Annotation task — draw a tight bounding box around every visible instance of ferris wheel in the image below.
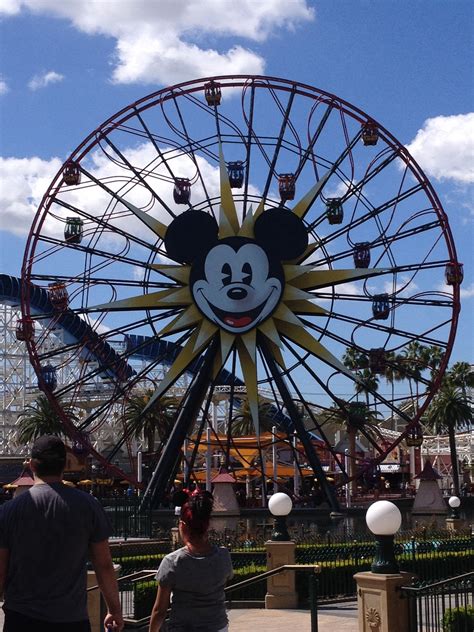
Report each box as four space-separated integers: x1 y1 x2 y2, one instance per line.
21 76 461 510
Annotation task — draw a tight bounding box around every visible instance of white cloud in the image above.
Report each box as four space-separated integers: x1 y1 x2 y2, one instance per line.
28 70 64 91
383 276 418 297
0 79 8 95
436 281 474 299
0 155 62 237
405 113 474 184
0 0 20 15
0 137 265 245
1 0 314 85
460 283 474 299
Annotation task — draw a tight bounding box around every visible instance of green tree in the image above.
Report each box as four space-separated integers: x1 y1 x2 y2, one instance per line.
425 382 472 497
16 394 70 444
123 390 179 454
447 361 474 399
231 397 276 436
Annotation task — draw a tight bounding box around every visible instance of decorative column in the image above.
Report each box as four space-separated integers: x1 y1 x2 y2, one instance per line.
265 493 298 609
354 501 414 632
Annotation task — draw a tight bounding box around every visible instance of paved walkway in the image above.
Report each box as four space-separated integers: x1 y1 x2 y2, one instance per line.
0 601 358 631
228 602 358 631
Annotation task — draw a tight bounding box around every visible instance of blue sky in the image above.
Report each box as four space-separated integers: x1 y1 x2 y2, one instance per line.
0 0 473 368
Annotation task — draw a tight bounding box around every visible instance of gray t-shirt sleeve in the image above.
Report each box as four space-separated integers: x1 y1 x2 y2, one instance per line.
156 554 176 588
156 556 176 590
88 497 112 542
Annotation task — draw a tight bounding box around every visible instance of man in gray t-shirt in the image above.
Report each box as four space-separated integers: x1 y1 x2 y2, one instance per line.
0 435 124 632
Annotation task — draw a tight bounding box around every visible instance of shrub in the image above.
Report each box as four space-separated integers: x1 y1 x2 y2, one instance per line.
133 580 158 620
442 605 474 632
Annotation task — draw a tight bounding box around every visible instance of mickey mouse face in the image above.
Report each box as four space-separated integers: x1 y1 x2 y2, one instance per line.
164 207 308 335
191 237 283 333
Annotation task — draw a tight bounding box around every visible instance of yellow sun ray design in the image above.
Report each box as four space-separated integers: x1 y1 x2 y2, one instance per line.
98 149 384 428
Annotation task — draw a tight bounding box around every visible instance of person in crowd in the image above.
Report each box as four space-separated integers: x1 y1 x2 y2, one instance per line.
149 490 233 632
0 435 123 632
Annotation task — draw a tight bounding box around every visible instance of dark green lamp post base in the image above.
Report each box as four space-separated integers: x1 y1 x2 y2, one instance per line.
271 515 291 541
371 535 399 574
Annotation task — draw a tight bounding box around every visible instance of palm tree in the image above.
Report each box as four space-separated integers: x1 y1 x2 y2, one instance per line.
426 345 445 381
231 397 277 436
447 361 474 399
425 383 472 497
401 341 429 408
123 390 179 454
355 368 380 406
16 394 70 444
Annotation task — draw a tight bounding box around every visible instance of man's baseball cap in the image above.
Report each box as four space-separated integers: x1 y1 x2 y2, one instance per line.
31 435 66 461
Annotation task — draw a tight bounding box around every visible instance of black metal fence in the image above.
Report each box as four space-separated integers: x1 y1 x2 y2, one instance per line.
401 572 473 632
100 498 153 539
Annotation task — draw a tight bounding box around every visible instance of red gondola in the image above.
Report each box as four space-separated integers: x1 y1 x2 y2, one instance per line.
445 262 464 285
204 81 222 106
63 161 81 186
49 282 69 311
16 317 35 342
361 121 378 146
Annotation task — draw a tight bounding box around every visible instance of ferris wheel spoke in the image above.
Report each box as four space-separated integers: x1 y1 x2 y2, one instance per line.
34 234 160 274
312 182 425 239
170 94 216 215
274 358 346 473
297 102 334 180
101 134 180 213
260 87 297 200
341 149 399 207
242 82 256 218
51 196 162 254
78 166 170 238
304 310 450 349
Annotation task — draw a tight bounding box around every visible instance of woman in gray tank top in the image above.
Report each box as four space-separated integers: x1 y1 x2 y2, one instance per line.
149 490 233 632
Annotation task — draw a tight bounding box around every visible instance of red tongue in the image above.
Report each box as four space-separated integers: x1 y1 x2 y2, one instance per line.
224 315 252 328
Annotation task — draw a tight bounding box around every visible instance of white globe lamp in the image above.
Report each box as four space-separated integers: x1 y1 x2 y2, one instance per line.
268 492 293 541
448 495 461 519
366 500 402 574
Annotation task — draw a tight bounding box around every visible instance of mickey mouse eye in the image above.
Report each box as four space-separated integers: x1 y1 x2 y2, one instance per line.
221 263 232 286
242 262 252 285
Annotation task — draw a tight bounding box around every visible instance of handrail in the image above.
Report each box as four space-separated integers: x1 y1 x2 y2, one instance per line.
401 571 473 593
225 564 319 594
88 564 321 632
87 569 156 592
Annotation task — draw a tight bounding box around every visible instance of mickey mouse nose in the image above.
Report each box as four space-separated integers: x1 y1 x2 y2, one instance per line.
227 287 248 300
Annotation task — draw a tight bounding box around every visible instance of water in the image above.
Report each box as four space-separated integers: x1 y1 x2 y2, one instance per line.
152 504 474 540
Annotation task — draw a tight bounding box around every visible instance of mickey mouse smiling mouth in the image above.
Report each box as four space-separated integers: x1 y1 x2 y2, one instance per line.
191 239 283 334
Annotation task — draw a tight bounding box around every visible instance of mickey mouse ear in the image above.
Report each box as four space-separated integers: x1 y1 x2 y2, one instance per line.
254 208 308 260
165 210 219 264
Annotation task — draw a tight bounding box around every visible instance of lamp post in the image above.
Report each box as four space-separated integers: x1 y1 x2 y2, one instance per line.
366 500 402 574
448 495 461 519
265 492 297 609
268 492 293 541
355 501 413 632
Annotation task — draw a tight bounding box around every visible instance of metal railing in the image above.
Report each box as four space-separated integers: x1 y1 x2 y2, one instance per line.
401 572 473 632
226 564 320 632
88 565 320 630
